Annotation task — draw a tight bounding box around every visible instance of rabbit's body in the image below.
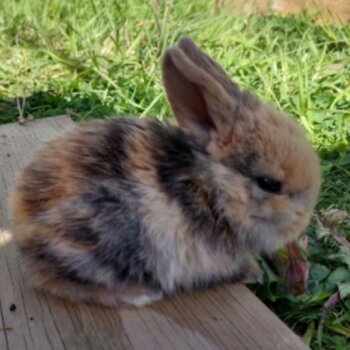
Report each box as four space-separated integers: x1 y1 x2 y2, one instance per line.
11 38 321 307
11 118 258 305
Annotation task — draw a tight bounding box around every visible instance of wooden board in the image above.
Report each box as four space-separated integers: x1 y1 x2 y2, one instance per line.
0 116 309 350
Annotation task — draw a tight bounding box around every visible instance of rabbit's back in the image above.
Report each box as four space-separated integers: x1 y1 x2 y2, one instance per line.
10 118 164 287
11 117 242 296
11 118 163 223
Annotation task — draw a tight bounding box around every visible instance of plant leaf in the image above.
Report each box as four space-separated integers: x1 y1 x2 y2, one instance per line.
325 266 350 290
338 282 350 300
325 323 350 337
329 247 350 270
309 264 331 283
256 255 279 283
302 321 315 346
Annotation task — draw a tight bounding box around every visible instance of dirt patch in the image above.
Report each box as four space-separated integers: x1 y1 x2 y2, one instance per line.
219 0 350 23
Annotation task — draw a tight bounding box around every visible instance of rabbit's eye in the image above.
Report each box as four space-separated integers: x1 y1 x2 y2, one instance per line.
256 177 282 193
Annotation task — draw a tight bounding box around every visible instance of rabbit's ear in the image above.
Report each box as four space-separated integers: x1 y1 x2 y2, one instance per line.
178 37 241 100
162 46 236 142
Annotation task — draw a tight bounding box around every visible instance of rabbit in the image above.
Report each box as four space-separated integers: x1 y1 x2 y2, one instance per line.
10 37 321 307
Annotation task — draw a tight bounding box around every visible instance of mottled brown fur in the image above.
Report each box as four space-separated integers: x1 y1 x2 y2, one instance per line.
10 38 321 307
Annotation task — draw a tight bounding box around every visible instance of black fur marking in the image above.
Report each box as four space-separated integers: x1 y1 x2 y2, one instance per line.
151 121 232 245
20 181 160 288
78 118 137 178
84 184 158 286
152 124 206 226
54 265 93 285
69 225 98 244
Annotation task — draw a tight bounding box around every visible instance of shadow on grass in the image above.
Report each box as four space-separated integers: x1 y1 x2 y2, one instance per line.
0 90 118 126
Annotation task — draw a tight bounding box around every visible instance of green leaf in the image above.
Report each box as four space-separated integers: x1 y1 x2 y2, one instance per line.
338 282 350 300
329 247 350 270
338 153 350 166
325 323 350 337
256 255 279 283
302 321 315 346
325 266 350 290
309 264 331 283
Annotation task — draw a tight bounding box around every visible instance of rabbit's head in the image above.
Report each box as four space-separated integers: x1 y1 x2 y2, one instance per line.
163 38 321 253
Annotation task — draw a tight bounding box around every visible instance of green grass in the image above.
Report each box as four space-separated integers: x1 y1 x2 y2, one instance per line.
0 1 349 348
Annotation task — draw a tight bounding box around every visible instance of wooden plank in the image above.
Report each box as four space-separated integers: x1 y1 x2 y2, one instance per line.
0 116 309 350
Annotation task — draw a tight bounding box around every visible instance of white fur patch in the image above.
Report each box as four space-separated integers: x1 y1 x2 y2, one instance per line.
120 291 163 307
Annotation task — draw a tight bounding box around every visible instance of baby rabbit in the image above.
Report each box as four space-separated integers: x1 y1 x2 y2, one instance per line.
10 38 321 307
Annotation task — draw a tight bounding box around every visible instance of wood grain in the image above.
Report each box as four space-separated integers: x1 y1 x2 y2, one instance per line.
0 116 309 350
